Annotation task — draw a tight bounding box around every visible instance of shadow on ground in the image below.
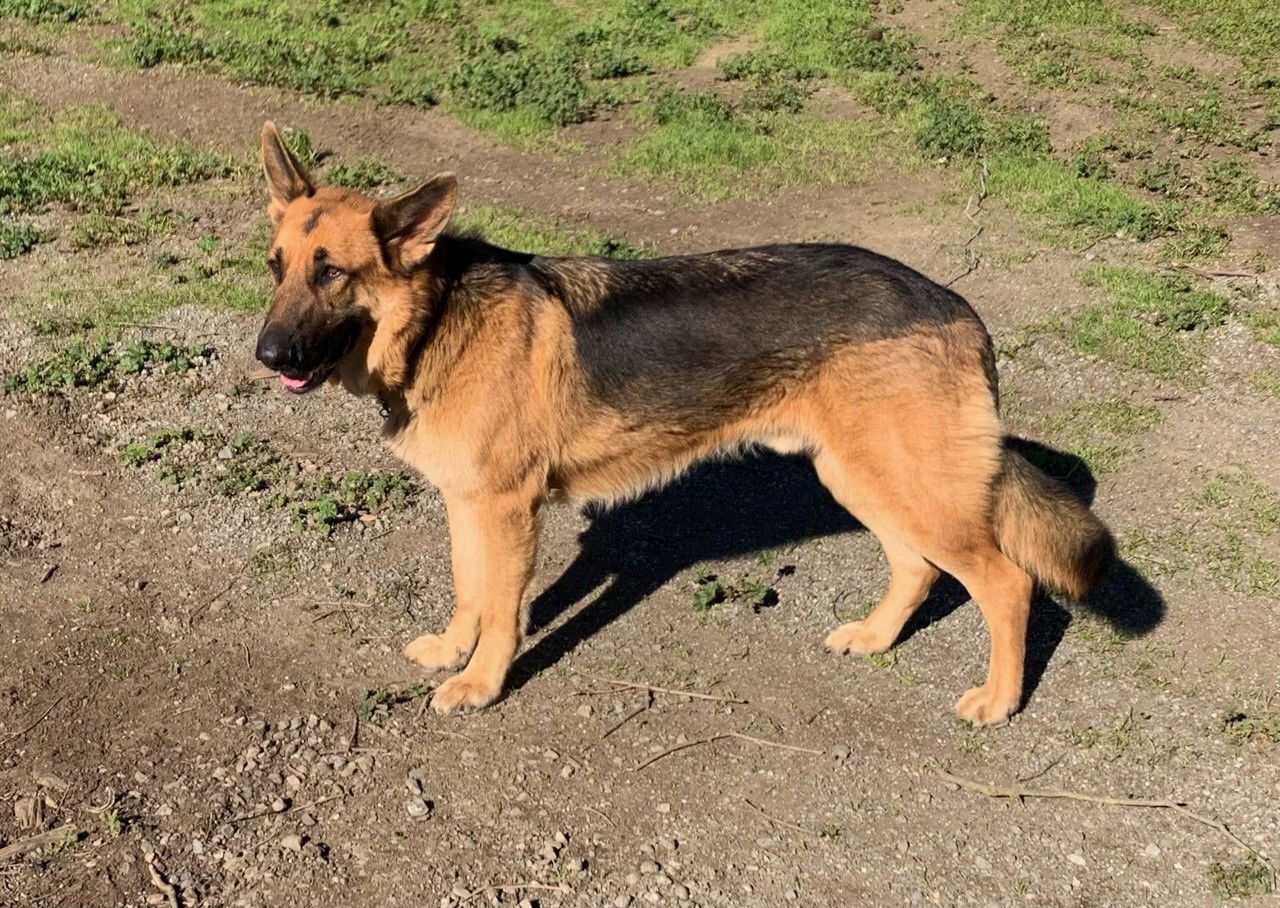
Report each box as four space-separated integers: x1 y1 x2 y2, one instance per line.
511 441 1165 707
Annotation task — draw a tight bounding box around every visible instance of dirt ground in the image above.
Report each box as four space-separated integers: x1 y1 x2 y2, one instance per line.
2 15 1280 908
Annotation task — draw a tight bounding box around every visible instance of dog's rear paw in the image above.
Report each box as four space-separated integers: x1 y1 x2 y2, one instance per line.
954 684 1018 726
430 672 500 714
404 633 470 672
824 620 894 656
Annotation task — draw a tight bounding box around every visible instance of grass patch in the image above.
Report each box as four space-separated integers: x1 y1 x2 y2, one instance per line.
68 207 172 249
688 564 778 614
0 101 230 216
272 470 417 535
0 218 43 258
1064 266 1232 379
457 204 648 257
120 424 419 533
357 683 428 723
6 336 213 394
1222 710 1280 746
1039 397 1163 474
0 0 92 24
327 156 403 191
1207 853 1274 899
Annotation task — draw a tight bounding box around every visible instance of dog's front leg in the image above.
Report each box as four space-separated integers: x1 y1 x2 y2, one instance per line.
422 488 541 714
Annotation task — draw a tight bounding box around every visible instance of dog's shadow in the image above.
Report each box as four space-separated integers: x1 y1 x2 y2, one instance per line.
510 439 1165 706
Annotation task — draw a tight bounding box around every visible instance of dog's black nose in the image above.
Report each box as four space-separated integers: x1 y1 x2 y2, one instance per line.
255 325 299 371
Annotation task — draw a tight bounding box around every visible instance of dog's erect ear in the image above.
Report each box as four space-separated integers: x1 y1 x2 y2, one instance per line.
372 173 458 271
260 121 314 223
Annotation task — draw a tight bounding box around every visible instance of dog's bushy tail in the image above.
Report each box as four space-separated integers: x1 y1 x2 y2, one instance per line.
992 444 1115 600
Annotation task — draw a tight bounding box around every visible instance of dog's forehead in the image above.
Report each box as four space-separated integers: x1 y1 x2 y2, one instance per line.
275 190 379 260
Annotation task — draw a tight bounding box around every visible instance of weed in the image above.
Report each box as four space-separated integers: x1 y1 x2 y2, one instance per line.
448 38 592 128
0 218 43 258
457 205 648 258
7 337 213 394
691 568 725 613
1222 711 1280 746
120 426 199 467
1207 853 1274 899
68 207 172 249
357 683 428 723
328 156 403 191
1065 267 1232 379
273 470 417 535
102 808 124 837
0 102 229 216
0 0 91 24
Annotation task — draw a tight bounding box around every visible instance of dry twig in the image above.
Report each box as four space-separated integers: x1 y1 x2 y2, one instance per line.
934 766 1276 883
144 847 180 908
634 731 822 772
743 798 816 836
2 697 64 749
461 882 571 903
0 825 74 863
590 676 746 704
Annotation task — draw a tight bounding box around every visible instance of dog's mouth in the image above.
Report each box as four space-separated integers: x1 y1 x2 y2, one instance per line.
277 363 336 394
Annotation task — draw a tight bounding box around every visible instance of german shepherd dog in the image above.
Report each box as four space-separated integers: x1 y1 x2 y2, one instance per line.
254 122 1114 725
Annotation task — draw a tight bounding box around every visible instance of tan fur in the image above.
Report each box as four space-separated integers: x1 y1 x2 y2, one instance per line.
260 135 1111 724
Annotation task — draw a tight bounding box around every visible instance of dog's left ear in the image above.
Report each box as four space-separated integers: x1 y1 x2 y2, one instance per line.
373 173 458 271
260 121 314 224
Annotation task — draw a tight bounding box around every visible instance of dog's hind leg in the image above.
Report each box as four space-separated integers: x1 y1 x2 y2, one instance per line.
824 531 939 656
426 487 541 713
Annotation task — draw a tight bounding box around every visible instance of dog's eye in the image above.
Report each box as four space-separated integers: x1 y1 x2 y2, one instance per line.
268 258 282 283
319 265 345 285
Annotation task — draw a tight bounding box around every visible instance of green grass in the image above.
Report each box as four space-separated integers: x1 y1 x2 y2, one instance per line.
1064 267 1232 379
327 156 404 191
7 337 213 394
614 87 898 201
1207 853 1274 900
1222 710 1280 746
0 99 230 217
457 204 648 257
68 207 173 249
357 683 429 723
0 0 92 23
0 219 43 258
1144 1 1280 85
271 470 418 535
1039 397 1163 474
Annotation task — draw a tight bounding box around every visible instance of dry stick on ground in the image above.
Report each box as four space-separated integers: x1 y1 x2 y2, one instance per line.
591 676 747 704
229 793 342 826
588 690 654 750
743 798 817 837
935 767 1277 883
2 696 64 749
144 847 180 908
634 732 823 773
461 882 572 903
0 825 74 863
944 158 989 288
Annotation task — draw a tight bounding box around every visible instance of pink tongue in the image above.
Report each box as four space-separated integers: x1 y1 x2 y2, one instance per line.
279 373 312 390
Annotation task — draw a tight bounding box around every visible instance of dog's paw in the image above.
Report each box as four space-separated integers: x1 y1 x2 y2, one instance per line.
954 684 1017 727
824 620 894 656
403 633 470 672
430 672 500 714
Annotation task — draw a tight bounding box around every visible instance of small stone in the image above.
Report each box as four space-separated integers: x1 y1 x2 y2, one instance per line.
405 798 433 818
271 798 287 813
654 873 672 887
1067 853 1086 867
451 886 471 899
625 872 640 885
613 897 632 908
191 840 205 855
554 831 569 847
656 803 671 814
406 776 424 795
576 704 593 718
829 744 851 761
640 860 661 874
1145 843 1161 858
672 884 690 900
560 764 574 779
279 834 303 854
566 857 586 873
975 855 992 872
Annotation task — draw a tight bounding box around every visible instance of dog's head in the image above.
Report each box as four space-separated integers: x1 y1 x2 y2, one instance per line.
255 121 457 394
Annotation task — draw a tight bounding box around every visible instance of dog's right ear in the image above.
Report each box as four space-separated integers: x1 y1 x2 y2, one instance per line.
260 121 314 224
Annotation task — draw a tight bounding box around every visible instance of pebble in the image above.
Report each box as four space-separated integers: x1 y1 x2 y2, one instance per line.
565 857 586 873
271 798 287 813
613 897 632 908
1067 853 1086 867
643 893 661 904
656 803 671 814
279 834 303 854
405 798 433 818
1145 843 1161 857
830 744 851 761
671 884 689 900
640 860 661 874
